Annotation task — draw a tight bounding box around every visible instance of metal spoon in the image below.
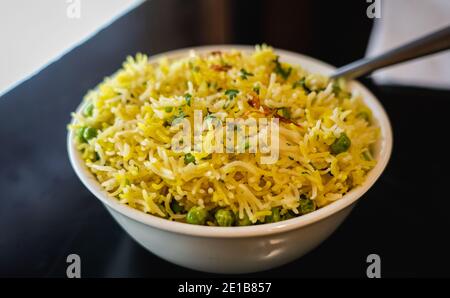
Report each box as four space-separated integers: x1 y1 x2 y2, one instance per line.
331 25 450 80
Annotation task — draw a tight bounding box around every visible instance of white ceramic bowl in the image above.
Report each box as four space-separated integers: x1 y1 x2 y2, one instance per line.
68 45 393 274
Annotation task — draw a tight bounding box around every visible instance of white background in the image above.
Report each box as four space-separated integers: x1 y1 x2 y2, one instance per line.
0 0 143 97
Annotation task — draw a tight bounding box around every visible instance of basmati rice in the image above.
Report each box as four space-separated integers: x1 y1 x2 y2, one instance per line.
69 45 379 225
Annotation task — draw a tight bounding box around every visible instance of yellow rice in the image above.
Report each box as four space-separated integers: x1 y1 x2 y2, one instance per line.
69 45 379 224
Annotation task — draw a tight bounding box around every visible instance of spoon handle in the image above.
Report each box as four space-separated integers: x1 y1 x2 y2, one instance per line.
331 25 450 80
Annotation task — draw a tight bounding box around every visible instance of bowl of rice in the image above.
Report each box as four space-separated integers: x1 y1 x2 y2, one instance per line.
67 45 392 273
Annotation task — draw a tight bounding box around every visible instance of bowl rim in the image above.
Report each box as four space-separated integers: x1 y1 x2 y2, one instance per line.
67 45 393 238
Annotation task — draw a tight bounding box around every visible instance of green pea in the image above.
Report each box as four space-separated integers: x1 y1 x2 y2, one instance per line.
330 133 351 155
83 127 97 141
170 200 185 214
76 127 87 143
215 209 235 226
83 103 94 117
186 206 208 225
236 213 252 226
184 153 196 165
282 210 296 220
299 198 316 214
165 106 173 113
265 207 281 223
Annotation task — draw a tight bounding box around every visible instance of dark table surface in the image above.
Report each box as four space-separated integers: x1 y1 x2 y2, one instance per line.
1 0 450 278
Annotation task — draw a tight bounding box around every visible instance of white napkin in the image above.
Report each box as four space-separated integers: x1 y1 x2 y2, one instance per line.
366 0 450 89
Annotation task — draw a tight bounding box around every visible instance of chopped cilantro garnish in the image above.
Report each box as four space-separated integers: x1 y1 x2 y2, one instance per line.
184 93 192 106
273 56 292 80
171 108 186 125
240 68 254 80
293 77 311 93
225 89 239 100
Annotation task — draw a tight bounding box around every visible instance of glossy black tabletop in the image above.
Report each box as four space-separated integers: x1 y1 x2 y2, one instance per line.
1 0 450 278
